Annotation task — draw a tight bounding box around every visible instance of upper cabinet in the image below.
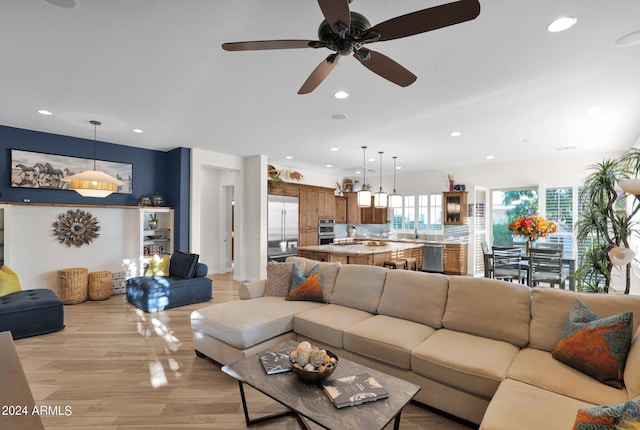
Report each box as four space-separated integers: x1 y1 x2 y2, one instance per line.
443 191 468 225
344 192 388 224
335 196 347 224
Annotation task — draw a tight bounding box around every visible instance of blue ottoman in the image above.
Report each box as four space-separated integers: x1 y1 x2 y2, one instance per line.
0 289 65 339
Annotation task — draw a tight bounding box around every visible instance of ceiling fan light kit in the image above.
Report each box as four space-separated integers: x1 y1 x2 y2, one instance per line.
222 0 481 94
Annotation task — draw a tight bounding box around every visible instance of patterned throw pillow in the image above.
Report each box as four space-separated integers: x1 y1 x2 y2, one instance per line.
573 400 640 430
286 264 324 302
264 261 299 297
552 299 633 389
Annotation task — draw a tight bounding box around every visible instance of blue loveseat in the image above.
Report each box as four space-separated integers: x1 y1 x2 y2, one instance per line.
126 251 212 312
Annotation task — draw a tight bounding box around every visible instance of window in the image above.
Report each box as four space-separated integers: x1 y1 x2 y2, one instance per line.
491 187 539 247
391 194 442 233
544 187 574 254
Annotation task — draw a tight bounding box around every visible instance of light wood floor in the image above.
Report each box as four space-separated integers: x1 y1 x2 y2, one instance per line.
14 273 476 430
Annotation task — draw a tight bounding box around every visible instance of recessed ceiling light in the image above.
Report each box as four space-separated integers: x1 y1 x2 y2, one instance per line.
615 30 640 47
450 131 461 137
547 16 577 33
330 147 339 152
37 109 53 116
586 106 604 115
334 91 349 99
325 164 333 168
285 155 293 160
45 0 77 8
132 128 144 133
331 113 348 120
486 155 495 160
355 170 362 175
368 157 376 162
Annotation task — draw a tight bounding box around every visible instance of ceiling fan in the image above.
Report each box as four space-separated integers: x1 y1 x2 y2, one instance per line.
222 0 481 94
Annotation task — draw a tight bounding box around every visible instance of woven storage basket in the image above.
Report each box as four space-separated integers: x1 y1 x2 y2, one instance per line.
57 267 88 304
88 271 112 301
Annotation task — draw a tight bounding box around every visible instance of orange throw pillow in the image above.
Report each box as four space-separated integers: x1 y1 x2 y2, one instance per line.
286 272 324 302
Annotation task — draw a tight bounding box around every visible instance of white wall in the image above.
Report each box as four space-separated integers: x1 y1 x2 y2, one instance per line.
6 205 135 294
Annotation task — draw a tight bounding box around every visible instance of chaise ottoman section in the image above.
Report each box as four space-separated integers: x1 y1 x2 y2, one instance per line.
0 289 64 339
191 296 324 364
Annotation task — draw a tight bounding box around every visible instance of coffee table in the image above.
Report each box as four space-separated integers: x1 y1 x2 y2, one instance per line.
221 340 420 430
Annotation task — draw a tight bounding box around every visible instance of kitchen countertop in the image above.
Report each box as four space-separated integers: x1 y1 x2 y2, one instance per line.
298 242 423 255
337 237 469 245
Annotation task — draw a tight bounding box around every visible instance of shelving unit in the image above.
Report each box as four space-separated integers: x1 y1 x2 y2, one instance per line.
136 207 174 261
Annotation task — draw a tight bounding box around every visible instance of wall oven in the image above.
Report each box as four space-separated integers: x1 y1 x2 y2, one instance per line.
318 218 335 245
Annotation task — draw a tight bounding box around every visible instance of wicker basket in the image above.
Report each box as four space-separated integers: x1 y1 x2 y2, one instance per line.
88 271 112 301
57 267 88 304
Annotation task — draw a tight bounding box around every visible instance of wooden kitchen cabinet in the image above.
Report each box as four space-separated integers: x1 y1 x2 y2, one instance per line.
443 192 468 225
444 243 468 275
318 188 336 219
335 196 347 224
345 192 361 224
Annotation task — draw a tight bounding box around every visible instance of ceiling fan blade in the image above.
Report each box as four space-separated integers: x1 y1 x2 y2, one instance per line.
298 54 339 95
354 48 416 87
222 40 324 51
317 0 351 37
369 0 480 42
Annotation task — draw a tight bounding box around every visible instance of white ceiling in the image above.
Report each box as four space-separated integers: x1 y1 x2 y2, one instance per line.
1 0 639 176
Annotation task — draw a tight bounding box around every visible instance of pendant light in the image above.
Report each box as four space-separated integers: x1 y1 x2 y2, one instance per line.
357 146 371 207
62 120 125 198
373 151 388 208
389 156 402 208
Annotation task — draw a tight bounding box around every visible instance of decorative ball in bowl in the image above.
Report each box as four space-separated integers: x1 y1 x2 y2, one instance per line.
289 341 338 383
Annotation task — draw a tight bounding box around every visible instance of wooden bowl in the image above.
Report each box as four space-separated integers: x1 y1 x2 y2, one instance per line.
291 350 338 383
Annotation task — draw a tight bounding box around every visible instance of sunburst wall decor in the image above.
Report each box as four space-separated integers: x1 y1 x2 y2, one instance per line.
52 209 100 247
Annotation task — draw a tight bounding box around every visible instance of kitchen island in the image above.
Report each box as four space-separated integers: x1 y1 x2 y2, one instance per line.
298 241 423 267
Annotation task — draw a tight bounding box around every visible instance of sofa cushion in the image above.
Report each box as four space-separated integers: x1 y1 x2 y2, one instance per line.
529 287 640 352
573 400 640 429
264 261 299 297
442 276 531 347
0 266 22 297
169 251 199 279
191 296 324 350
328 265 387 314
293 304 373 349
551 300 633 389
377 270 448 328
625 331 640 399
507 348 629 406
479 379 595 430
344 315 435 369
126 275 212 312
286 257 340 300
286 269 324 303
145 254 170 276
412 329 520 399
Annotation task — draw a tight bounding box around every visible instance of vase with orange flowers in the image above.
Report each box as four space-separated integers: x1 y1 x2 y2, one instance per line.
508 216 557 254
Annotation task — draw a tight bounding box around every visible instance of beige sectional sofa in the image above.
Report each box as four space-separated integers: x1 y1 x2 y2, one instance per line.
190 257 640 428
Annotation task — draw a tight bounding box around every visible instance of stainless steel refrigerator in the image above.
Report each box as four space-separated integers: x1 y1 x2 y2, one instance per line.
267 195 299 261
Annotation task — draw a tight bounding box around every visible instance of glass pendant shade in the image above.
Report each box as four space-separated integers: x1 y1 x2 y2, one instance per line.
61 120 125 198
374 191 388 208
358 189 372 207
619 178 640 196
389 193 403 208
609 246 636 266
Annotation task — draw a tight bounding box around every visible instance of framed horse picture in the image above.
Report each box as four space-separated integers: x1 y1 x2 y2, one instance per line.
10 149 132 194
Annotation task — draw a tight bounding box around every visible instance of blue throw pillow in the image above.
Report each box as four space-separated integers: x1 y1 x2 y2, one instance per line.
169 251 199 279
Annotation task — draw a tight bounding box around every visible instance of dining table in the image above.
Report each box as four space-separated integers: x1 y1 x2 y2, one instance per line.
483 249 576 291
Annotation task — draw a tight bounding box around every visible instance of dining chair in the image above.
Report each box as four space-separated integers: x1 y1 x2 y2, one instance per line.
481 242 493 278
528 247 568 289
537 242 564 252
492 247 527 284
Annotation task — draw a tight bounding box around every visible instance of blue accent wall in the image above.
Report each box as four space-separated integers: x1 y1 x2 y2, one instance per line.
1 125 190 248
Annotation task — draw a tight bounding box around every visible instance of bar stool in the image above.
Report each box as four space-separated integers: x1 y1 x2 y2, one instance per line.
383 259 407 270
404 257 418 271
